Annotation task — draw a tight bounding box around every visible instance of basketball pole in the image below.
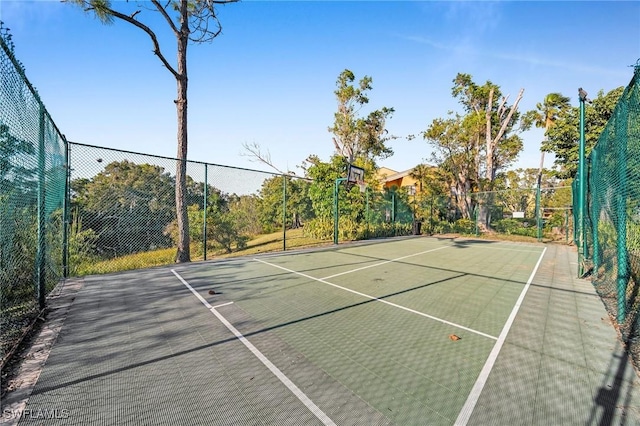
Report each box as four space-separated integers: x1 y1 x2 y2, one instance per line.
334 177 347 244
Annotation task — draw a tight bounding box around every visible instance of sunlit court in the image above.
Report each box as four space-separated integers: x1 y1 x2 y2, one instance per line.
14 238 549 425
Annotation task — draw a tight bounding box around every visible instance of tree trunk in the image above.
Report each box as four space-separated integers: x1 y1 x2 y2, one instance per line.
485 88 494 188
479 88 524 230
175 22 190 263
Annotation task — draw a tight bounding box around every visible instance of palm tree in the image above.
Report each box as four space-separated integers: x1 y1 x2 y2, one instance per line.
409 163 432 193
529 93 572 182
524 93 571 239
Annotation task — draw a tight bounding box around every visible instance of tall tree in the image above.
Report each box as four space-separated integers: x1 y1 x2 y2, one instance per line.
424 74 525 224
67 0 238 263
451 73 524 190
423 113 477 219
329 69 395 166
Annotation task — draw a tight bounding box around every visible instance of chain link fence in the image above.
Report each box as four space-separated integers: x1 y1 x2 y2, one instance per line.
1 25 67 364
584 63 640 365
470 186 574 242
67 142 326 276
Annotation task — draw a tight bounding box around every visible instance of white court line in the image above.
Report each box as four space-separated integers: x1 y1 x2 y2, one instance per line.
462 246 542 253
321 245 450 280
170 269 336 426
454 247 547 426
212 301 234 309
254 258 497 341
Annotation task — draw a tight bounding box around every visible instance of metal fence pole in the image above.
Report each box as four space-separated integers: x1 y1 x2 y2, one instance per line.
203 164 208 261
391 192 396 236
365 187 369 237
283 175 287 251
37 104 46 309
63 138 70 278
390 191 395 225
474 205 478 236
536 182 542 242
565 209 569 244
429 196 434 234
577 89 587 277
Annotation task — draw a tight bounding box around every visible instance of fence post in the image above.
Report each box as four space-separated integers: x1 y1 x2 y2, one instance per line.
283 175 287 251
474 205 478 236
429 196 434 234
391 191 396 236
577 89 587 277
37 104 46 310
203 164 208 261
365 187 369 237
391 191 395 222
565 209 569 244
63 137 70 278
536 181 542 242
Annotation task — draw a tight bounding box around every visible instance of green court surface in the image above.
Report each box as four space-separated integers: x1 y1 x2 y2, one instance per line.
4 237 640 425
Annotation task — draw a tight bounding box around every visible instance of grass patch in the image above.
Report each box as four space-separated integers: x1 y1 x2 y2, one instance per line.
74 228 330 276
218 228 330 258
75 248 176 275
73 228 561 277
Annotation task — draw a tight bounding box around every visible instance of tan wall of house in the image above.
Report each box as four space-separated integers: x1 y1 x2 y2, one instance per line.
375 168 421 192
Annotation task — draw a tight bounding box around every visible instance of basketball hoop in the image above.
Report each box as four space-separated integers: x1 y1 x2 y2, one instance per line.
346 164 366 193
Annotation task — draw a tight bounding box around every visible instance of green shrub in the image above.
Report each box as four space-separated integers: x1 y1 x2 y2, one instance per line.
493 218 537 237
303 218 333 240
453 219 475 234
493 219 522 234
429 220 452 234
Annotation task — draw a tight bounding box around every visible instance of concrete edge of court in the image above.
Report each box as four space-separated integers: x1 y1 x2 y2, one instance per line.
1 278 84 426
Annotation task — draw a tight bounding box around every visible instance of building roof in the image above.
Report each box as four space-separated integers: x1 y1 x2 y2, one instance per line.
382 168 415 183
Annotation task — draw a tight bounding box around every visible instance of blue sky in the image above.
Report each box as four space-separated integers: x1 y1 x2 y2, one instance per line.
2 1 638 175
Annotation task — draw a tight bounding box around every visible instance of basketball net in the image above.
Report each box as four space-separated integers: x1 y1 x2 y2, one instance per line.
357 180 366 193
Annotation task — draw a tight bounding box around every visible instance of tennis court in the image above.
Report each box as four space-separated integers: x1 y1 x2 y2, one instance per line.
4 237 640 425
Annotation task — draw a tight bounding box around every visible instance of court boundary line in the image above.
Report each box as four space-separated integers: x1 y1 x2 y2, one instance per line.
212 301 234 309
321 245 450 280
254 258 498 340
454 246 547 425
171 269 337 426
461 246 542 253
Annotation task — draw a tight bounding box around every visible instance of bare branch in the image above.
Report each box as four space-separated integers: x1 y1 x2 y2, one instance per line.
492 88 524 147
150 0 179 37
185 0 240 43
485 87 493 165
72 0 180 78
496 95 508 120
240 141 286 174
